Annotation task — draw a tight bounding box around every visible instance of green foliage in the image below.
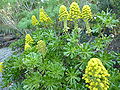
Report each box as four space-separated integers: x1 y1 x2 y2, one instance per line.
23 72 42 90
109 69 120 90
0 0 16 9
9 38 24 50
2 1 120 90
9 82 24 90
65 67 81 89
22 52 42 70
92 10 119 34
17 9 39 29
3 27 119 89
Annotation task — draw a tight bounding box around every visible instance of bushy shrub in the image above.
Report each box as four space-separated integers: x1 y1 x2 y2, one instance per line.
2 1 120 90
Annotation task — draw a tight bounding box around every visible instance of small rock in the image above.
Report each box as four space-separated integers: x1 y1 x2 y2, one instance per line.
3 35 14 41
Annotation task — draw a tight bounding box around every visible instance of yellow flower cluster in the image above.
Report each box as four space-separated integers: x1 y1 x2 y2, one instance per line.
68 2 81 21
24 43 31 51
0 62 3 72
59 5 69 21
24 34 33 51
25 34 34 44
39 8 52 24
31 15 39 26
82 58 110 90
82 5 92 20
36 40 46 56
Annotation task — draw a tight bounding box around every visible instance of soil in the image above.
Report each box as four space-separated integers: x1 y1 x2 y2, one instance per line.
108 35 120 53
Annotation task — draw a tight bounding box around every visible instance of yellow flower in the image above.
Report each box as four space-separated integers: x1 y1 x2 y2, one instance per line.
100 83 104 87
104 74 110 77
68 2 81 21
0 62 3 72
24 43 31 51
90 82 94 85
59 5 70 32
25 34 34 44
82 58 110 90
36 40 46 56
31 15 39 26
96 79 101 82
39 8 52 24
59 5 69 21
93 87 98 90
82 5 92 20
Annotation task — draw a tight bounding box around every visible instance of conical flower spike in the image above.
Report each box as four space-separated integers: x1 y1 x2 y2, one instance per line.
82 5 92 35
69 2 81 20
82 58 110 90
59 5 68 21
82 5 92 20
31 15 39 26
25 34 34 44
59 5 69 32
68 2 81 30
39 8 52 24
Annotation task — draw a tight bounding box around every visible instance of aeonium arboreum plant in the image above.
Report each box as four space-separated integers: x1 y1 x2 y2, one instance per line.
82 5 92 35
59 5 69 32
2 1 119 90
68 2 82 31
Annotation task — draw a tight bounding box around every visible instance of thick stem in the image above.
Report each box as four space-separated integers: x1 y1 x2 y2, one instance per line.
63 20 69 32
64 20 67 29
74 20 78 30
85 20 92 36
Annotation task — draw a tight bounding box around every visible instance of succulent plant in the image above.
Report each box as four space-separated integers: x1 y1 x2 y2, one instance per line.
59 5 69 32
82 5 92 35
68 2 82 31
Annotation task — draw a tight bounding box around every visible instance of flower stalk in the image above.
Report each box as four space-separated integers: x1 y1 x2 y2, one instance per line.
68 2 82 31
82 5 92 35
85 20 91 35
59 5 69 32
